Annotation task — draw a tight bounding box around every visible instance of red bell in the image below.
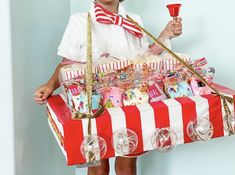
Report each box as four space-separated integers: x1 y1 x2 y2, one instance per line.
167 4 182 17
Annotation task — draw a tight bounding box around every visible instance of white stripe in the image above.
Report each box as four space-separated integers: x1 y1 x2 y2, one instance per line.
103 64 106 72
136 103 156 150
114 63 117 70
67 72 71 80
117 62 121 70
163 99 184 144
47 103 64 137
108 107 127 156
121 61 124 69
123 19 136 26
189 96 210 121
71 71 75 79
48 119 67 159
122 24 141 33
74 70 78 78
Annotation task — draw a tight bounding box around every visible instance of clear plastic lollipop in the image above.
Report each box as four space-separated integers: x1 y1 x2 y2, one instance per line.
151 128 178 153
223 113 235 135
187 118 214 142
79 135 107 168
112 128 138 155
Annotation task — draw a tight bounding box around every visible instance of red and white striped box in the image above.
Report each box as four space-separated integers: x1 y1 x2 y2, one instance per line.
46 84 235 166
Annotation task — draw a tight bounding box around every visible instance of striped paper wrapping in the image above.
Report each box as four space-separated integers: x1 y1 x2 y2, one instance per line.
60 53 191 82
46 84 235 166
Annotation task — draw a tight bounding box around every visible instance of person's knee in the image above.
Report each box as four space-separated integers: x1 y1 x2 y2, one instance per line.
88 160 109 175
115 157 137 175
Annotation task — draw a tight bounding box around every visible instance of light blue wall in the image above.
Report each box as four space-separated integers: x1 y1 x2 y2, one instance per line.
10 0 74 175
71 1 235 175
0 0 15 175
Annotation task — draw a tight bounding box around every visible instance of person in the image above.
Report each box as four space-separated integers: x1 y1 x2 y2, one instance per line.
34 0 182 174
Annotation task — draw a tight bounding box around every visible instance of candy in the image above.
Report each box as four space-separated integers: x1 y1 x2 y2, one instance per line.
100 87 124 108
190 78 212 96
123 88 149 106
148 83 167 102
164 76 194 98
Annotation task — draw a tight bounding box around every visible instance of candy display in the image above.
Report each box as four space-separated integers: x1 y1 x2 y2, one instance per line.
59 54 218 115
46 4 235 167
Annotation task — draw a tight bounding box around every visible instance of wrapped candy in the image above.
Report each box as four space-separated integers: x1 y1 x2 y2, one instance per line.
187 118 214 142
123 83 149 106
164 76 194 98
151 128 178 153
100 87 124 108
223 113 235 134
148 82 167 102
190 78 213 96
112 128 138 155
80 135 107 167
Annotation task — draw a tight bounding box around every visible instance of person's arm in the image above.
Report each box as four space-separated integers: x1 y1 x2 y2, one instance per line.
149 17 183 55
34 60 66 105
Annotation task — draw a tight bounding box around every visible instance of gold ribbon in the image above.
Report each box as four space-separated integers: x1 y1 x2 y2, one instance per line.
127 15 234 135
86 13 93 136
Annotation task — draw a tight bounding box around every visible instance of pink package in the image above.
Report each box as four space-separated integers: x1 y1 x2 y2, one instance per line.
100 87 124 108
148 83 167 102
190 78 212 96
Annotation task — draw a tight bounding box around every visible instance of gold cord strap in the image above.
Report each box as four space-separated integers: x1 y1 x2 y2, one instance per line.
86 13 93 136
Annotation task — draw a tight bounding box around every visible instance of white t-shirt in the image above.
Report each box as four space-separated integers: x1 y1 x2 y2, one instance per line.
57 3 150 62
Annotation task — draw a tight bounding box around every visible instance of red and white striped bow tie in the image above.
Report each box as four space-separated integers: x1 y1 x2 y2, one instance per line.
94 3 143 38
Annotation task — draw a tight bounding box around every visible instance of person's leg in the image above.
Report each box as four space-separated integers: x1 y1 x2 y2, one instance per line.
87 159 110 175
115 157 137 175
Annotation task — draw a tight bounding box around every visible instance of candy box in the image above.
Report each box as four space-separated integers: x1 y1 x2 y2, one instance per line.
190 78 212 96
100 87 124 108
46 84 235 166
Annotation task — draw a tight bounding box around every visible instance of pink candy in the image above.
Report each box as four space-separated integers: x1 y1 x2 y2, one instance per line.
100 87 124 108
190 78 212 96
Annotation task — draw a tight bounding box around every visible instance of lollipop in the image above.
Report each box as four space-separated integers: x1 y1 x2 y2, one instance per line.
80 135 107 168
151 128 178 153
223 113 235 135
112 128 138 155
187 118 214 142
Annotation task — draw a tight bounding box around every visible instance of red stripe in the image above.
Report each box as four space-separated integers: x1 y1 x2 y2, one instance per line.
175 97 197 143
114 16 119 25
202 95 224 138
47 95 86 165
95 109 115 159
150 101 170 128
122 106 144 154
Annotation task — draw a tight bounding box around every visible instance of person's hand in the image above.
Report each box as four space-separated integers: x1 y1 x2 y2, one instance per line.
34 83 55 105
159 17 182 39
